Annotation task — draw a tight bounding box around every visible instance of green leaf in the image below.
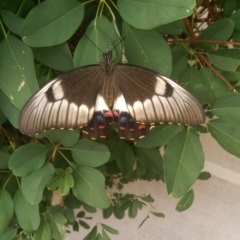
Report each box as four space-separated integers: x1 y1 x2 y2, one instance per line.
49 217 62 240
128 199 143 219
71 139 110 167
0 109 7 124
221 70 240 82
171 50 188 80
72 165 110 209
48 212 66 239
59 174 74 196
198 18 234 49
208 49 240 72
32 43 74 72
135 148 163 175
0 0 35 15
0 151 11 169
0 189 14 234
21 163 55 205
65 208 75 223
49 130 79 147
0 91 21 128
79 220 90 229
198 171 211 180
83 226 97 240
74 25 113 67
179 67 201 84
208 117 240 158
1 10 24 34
101 223 119 235
47 175 62 191
183 81 208 105
139 195 154 203
13 189 40 232
0 228 17 240
230 8 240 30
118 0 195 30
113 204 125 219
91 16 122 61
122 22 172 76
0 35 38 109
151 212 165 218
210 93 240 118
119 200 131 212
20 0 84 47
156 19 185 35
98 230 111 240
65 194 81 209
9 143 48 177
77 211 85 218
115 141 135 177
135 125 184 148
82 202 97 213
102 206 113 219
164 128 204 198
34 219 51 240
200 68 229 104
176 189 194 212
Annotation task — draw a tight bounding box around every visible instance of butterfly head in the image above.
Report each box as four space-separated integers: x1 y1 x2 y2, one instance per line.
103 51 113 65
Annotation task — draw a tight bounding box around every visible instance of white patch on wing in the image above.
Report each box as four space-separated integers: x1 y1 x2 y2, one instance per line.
113 94 128 112
88 107 94 121
155 76 167 95
67 102 78 127
127 104 134 117
152 95 163 121
167 97 181 123
95 94 109 112
34 95 48 132
77 104 89 126
171 92 187 123
36 79 58 96
48 101 62 128
161 75 183 91
58 99 69 128
143 99 155 123
52 80 64 100
41 101 53 130
133 101 146 122
158 97 174 122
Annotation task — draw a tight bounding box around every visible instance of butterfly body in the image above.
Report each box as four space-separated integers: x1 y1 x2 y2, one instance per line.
19 52 205 140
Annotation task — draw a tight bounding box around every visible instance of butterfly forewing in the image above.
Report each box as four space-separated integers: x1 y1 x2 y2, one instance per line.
19 65 106 136
113 64 205 126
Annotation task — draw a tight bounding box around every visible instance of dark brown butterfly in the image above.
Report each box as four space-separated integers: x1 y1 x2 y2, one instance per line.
19 51 205 140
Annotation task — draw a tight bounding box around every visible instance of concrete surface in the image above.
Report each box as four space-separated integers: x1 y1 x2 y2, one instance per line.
66 133 240 240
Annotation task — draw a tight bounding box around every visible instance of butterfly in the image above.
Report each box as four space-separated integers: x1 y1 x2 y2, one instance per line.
19 51 205 140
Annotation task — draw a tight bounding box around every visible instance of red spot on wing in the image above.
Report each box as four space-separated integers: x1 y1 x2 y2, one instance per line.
98 126 105 129
104 111 113 118
113 110 119 118
119 126 125 130
138 125 145 129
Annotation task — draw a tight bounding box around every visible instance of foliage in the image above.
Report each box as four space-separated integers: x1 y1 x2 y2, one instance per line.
0 0 240 239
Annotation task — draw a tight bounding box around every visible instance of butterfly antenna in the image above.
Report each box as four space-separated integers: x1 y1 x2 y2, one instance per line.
83 34 104 54
112 37 125 52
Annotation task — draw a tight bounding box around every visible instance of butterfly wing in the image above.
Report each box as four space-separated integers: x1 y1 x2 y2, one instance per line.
113 64 205 139
19 65 109 136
